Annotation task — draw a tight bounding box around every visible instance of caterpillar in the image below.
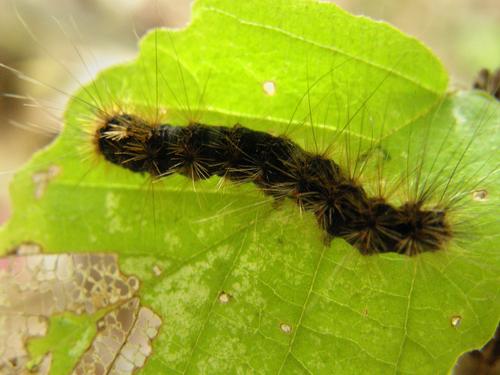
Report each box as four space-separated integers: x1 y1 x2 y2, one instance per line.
95 113 453 256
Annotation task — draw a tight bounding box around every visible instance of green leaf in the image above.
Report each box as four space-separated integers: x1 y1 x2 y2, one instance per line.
1 0 498 374
27 312 100 375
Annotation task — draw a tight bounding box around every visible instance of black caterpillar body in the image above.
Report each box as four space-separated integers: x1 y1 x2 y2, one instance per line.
97 114 452 256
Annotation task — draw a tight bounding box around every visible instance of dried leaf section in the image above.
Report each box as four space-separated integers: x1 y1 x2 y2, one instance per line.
73 298 161 375
0 253 160 374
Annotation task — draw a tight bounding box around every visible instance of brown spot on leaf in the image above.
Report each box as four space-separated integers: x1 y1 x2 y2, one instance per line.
32 165 61 199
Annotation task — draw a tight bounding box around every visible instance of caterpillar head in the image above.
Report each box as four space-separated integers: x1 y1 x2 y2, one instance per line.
96 113 159 174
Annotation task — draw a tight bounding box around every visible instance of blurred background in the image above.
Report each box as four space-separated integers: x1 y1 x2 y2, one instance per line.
0 0 498 372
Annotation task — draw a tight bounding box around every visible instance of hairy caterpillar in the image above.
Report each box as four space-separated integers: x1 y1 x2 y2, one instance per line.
96 113 453 256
